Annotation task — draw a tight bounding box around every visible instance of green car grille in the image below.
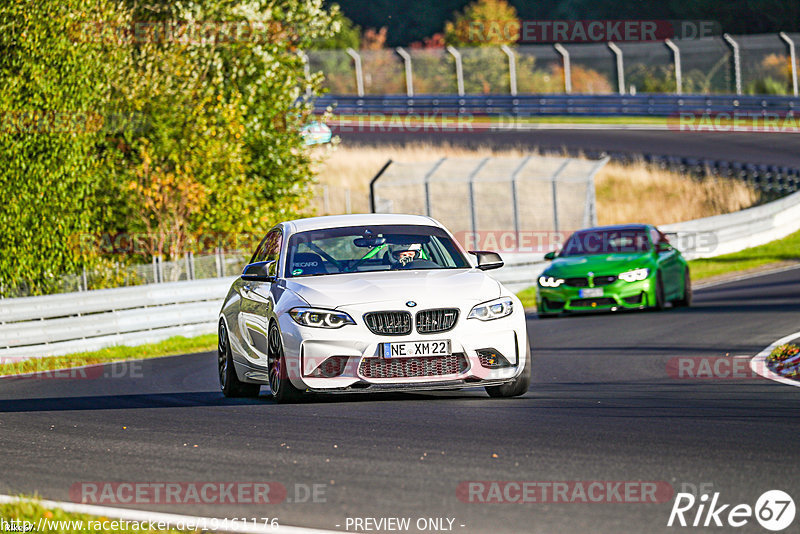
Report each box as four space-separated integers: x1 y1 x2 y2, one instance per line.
564 275 617 287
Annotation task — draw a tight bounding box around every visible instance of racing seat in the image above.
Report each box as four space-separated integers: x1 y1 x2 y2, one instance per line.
290 252 327 275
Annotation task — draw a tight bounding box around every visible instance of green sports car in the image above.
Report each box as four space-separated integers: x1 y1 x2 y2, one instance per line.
536 224 691 318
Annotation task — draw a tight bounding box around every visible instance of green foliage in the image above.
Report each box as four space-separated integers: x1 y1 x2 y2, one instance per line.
746 76 789 95
444 0 519 47
0 0 338 296
2 496 193 532
627 64 677 94
0 0 128 296
312 3 361 50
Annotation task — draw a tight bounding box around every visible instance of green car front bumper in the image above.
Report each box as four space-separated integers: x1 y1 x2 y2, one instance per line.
536 277 655 314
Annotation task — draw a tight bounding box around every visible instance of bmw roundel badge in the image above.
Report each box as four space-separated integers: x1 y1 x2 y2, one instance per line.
406 301 417 307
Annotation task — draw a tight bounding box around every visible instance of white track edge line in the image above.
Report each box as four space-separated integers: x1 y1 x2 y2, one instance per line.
0 494 341 534
749 331 800 388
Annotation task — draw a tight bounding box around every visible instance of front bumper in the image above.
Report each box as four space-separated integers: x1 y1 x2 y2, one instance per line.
254 298 529 391
537 277 654 314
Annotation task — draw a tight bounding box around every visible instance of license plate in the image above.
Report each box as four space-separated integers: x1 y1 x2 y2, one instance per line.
579 288 604 298
382 340 451 359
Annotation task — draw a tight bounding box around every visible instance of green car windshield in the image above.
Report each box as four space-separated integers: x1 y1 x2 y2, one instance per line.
285 224 470 277
560 228 651 257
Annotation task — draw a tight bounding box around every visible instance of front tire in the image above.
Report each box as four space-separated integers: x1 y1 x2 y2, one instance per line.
267 322 304 403
652 272 666 311
486 340 532 398
218 320 261 398
674 268 692 307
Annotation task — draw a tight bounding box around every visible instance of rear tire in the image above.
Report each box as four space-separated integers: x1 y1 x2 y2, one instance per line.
218 320 261 398
674 268 692 307
486 340 532 398
268 322 305 404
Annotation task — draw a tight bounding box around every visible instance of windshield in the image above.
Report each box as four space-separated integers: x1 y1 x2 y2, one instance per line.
559 228 651 257
285 224 470 277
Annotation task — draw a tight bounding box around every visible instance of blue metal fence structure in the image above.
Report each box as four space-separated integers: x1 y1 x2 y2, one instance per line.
315 93 800 117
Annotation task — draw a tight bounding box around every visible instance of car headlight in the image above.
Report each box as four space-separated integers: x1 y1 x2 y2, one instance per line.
289 308 355 328
538 275 565 287
618 268 649 282
468 297 514 321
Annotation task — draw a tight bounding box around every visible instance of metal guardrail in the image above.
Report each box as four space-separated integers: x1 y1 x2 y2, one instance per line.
0 277 235 360
3 186 799 359
308 34 800 97
489 187 800 292
319 94 800 195
316 94 800 117
662 188 800 259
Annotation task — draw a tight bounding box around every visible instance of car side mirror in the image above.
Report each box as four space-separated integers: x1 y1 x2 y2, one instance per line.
656 242 673 253
469 250 504 271
544 251 557 260
241 260 277 282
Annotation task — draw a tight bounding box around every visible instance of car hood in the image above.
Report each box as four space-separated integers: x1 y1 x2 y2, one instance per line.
544 252 652 277
285 269 502 309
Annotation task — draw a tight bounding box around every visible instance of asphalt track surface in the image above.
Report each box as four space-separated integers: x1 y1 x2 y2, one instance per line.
2 268 800 533
335 127 800 168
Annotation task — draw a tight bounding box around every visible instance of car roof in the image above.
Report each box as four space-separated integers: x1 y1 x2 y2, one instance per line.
283 213 442 235
574 224 651 233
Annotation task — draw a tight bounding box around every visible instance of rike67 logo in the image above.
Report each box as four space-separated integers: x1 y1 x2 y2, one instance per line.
668 490 795 531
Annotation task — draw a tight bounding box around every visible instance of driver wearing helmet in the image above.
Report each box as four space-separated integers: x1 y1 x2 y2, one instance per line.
389 243 421 267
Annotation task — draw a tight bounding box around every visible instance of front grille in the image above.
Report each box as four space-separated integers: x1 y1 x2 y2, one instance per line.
359 354 469 379
363 311 412 335
593 275 617 286
564 277 589 287
416 308 459 334
570 297 617 307
565 276 616 287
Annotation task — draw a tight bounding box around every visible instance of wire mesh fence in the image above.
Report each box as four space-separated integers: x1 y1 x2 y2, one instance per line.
370 155 609 253
306 33 800 96
2 251 250 299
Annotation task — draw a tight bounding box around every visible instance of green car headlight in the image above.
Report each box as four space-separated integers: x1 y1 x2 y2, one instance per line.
289 308 355 328
538 276 565 287
618 268 649 282
468 297 514 321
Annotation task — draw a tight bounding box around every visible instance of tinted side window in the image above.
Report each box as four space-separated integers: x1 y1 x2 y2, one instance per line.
253 230 281 263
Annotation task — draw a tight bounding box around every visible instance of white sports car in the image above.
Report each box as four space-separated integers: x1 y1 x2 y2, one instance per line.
218 214 531 402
